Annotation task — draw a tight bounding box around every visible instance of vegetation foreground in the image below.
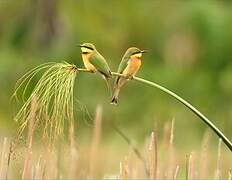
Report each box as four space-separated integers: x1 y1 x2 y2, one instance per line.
0 106 231 179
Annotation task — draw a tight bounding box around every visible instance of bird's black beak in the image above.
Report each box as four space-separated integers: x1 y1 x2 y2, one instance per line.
141 50 148 53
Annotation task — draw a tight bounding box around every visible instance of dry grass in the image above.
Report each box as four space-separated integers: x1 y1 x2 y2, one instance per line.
1 106 231 179
215 139 222 180
22 96 37 179
88 105 102 178
148 131 157 179
0 137 9 179
199 131 210 178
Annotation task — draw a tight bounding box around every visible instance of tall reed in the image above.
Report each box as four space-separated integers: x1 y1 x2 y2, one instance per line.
148 131 157 179
0 137 9 179
22 96 37 179
89 105 103 178
215 139 222 180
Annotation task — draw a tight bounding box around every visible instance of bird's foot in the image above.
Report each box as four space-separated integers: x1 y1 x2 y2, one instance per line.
90 70 96 73
67 64 78 72
129 76 135 80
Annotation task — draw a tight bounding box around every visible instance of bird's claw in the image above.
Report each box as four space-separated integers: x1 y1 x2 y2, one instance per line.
68 65 78 72
124 75 134 80
129 76 135 80
90 70 96 73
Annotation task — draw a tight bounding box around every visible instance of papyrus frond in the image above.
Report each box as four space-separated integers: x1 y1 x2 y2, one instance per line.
13 62 78 142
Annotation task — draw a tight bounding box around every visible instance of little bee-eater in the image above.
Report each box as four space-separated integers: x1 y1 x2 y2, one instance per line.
79 43 112 93
111 47 147 105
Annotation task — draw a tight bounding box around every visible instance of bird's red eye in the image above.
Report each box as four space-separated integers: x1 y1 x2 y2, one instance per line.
82 52 89 55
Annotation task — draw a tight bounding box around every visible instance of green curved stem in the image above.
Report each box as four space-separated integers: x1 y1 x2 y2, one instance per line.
132 76 232 151
78 69 232 151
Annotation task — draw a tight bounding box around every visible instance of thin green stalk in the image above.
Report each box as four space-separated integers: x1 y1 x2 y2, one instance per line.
132 76 232 151
77 69 232 151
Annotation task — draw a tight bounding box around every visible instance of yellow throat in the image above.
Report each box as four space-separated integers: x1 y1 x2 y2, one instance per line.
131 53 142 58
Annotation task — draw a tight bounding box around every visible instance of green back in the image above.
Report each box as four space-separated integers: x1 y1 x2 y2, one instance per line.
89 51 111 77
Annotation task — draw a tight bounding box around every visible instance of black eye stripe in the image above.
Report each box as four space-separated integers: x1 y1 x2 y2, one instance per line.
81 46 94 50
132 51 141 55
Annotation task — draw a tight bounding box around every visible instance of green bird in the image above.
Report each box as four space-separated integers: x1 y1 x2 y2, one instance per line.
111 47 147 105
79 43 112 93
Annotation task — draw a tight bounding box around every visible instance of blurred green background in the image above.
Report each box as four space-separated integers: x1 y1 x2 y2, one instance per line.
0 0 232 150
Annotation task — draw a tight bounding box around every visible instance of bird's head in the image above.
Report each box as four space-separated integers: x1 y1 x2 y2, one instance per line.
79 43 96 55
124 47 148 59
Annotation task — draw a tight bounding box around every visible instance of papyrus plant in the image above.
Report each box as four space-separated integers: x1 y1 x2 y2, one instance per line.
13 62 77 142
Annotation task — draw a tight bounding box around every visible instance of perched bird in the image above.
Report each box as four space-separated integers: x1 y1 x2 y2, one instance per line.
79 43 112 93
111 47 147 105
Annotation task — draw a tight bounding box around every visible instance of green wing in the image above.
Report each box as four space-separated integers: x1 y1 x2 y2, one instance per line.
117 57 129 73
115 56 130 84
89 52 111 78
